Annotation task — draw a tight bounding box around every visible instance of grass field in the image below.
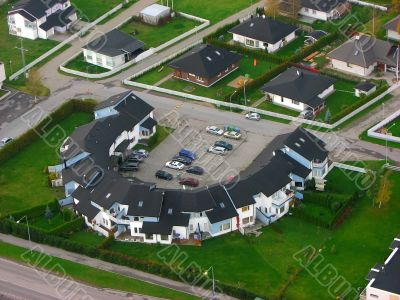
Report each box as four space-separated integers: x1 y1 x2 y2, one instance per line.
0 1 59 78
385 117 400 137
276 35 307 58
71 0 129 22
63 53 110 74
135 65 174 85
256 100 300 117
120 16 199 48
0 112 92 216
0 241 199 300
359 117 400 149
30 212 67 231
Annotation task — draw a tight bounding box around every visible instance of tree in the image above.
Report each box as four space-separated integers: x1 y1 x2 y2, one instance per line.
397 18 400 34
25 69 46 102
44 205 53 222
280 0 301 18
393 0 400 13
375 170 392 207
265 0 280 18
324 109 331 123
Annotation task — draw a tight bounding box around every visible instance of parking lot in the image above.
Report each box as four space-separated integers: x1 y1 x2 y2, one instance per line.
122 114 273 189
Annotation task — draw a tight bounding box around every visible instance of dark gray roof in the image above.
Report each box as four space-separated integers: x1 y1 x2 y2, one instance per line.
275 150 312 178
327 35 396 68
261 67 336 108
284 128 328 162
306 30 327 41
9 0 69 19
168 44 241 79
205 185 238 224
370 248 400 295
72 187 100 220
355 81 376 92
301 0 347 12
384 15 400 31
228 16 298 44
39 6 76 31
95 91 132 110
141 117 157 130
83 29 145 57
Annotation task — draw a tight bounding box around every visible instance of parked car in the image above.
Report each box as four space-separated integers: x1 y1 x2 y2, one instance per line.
187 166 204 175
224 131 242 140
224 125 240 133
132 149 149 158
155 170 173 181
127 154 143 162
119 162 139 172
165 161 185 170
0 137 13 147
299 109 314 120
172 155 192 166
245 112 260 121
179 149 197 160
207 146 227 155
206 126 224 136
214 140 233 151
179 177 199 187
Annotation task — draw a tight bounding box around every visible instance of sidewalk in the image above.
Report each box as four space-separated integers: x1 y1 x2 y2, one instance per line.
0 233 237 300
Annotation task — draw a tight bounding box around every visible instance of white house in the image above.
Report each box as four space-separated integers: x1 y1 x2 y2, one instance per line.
384 15 400 41
327 35 398 77
297 0 351 21
139 4 171 25
363 235 400 300
0 62 5 89
82 29 145 70
355 82 376 98
7 0 77 40
228 15 298 53
261 67 336 114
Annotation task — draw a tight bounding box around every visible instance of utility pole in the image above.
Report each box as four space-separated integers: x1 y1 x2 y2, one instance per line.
15 38 28 78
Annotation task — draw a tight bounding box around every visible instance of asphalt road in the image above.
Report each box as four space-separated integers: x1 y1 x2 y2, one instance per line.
0 258 163 300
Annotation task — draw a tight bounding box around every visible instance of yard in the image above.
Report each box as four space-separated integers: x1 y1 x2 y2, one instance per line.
71 0 131 22
256 100 300 117
63 53 110 74
0 112 93 216
361 10 397 40
159 55 278 103
119 16 200 48
276 35 307 58
384 117 400 137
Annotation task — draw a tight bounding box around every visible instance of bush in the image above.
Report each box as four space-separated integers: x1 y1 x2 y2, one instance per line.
97 234 114 250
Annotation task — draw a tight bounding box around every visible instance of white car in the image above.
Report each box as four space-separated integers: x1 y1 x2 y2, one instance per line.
207 146 227 155
206 126 224 136
245 112 260 121
224 131 242 140
133 149 149 158
165 161 185 170
0 137 13 147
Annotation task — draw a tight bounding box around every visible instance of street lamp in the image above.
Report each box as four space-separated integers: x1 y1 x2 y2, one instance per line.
229 90 237 112
385 123 396 165
204 266 215 298
16 215 31 249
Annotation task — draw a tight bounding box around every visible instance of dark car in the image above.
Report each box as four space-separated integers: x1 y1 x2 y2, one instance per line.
179 177 199 187
214 140 233 151
128 154 143 162
172 155 192 165
127 156 142 163
155 170 173 181
187 166 204 175
119 162 139 172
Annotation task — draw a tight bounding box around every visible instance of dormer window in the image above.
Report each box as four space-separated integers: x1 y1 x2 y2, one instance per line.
138 201 143 207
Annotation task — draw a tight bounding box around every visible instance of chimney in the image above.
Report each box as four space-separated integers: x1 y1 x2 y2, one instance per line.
262 14 266 19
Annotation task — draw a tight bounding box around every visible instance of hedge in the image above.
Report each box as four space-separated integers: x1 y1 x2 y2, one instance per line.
48 217 84 236
10 200 60 221
0 99 96 165
302 192 349 209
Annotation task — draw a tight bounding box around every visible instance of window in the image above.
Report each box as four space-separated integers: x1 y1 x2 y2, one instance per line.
199 212 203 217
196 75 203 82
134 227 138 233
219 223 230 231
8 15 15 24
246 39 255 47
96 56 102 65
106 57 114 67
86 53 92 61
188 73 195 77
24 20 34 29
280 206 285 214
145 234 153 240
281 96 284 102
304 7 309 12
242 206 249 212
369 294 378 299
189 224 193 231
312 9 316 14
134 217 139 221
160 234 169 241
292 100 300 105
242 217 250 224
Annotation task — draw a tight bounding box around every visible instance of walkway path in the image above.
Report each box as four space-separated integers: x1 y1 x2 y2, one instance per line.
0 233 237 300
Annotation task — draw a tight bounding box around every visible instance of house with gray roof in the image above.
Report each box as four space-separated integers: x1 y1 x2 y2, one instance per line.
384 15 400 42
82 29 145 70
261 67 336 114
327 35 398 77
228 15 298 53
297 0 351 21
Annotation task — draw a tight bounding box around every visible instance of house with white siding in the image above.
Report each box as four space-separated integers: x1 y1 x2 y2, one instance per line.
327 35 398 77
0 62 5 89
297 0 351 21
362 235 400 300
384 15 400 42
7 0 77 40
228 15 298 53
261 67 336 115
82 29 145 70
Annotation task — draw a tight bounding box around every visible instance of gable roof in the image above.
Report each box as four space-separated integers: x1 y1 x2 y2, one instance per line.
95 91 132 110
83 29 145 57
306 30 327 41
355 81 376 92
384 15 400 32
301 0 347 12
168 44 241 78
39 5 75 31
284 128 328 162
327 35 396 68
228 16 298 44
8 0 69 20
261 67 336 108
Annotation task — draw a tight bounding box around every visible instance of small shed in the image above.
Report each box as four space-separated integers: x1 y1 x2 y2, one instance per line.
355 81 376 97
305 30 327 45
139 4 171 25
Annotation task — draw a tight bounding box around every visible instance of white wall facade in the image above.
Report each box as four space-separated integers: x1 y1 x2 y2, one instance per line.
269 93 306 112
83 49 126 70
330 58 376 76
232 31 296 53
366 283 400 300
299 7 330 21
387 29 400 42
0 62 5 89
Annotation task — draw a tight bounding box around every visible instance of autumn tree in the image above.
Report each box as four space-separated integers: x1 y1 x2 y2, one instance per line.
26 69 46 101
265 0 280 18
280 0 301 18
393 0 400 13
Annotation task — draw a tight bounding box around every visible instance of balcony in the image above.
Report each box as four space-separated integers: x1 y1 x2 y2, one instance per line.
313 158 327 169
272 190 294 207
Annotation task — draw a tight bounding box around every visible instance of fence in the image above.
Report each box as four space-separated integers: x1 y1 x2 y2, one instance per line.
325 162 368 177
9 3 124 80
348 0 387 11
367 109 400 143
59 12 210 79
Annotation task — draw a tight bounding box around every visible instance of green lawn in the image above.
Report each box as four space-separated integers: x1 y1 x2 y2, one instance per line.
119 16 199 48
0 1 59 78
71 0 129 22
0 241 199 300
160 55 278 103
133 125 172 152
384 117 400 137
135 65 174 85
276 35 307 58
31 212 67 231
256 100 300 117
359 117 400 149
63 53 110 74
68 230 106 247
0 112 93 216
361 10 397 40
166 0 255 23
